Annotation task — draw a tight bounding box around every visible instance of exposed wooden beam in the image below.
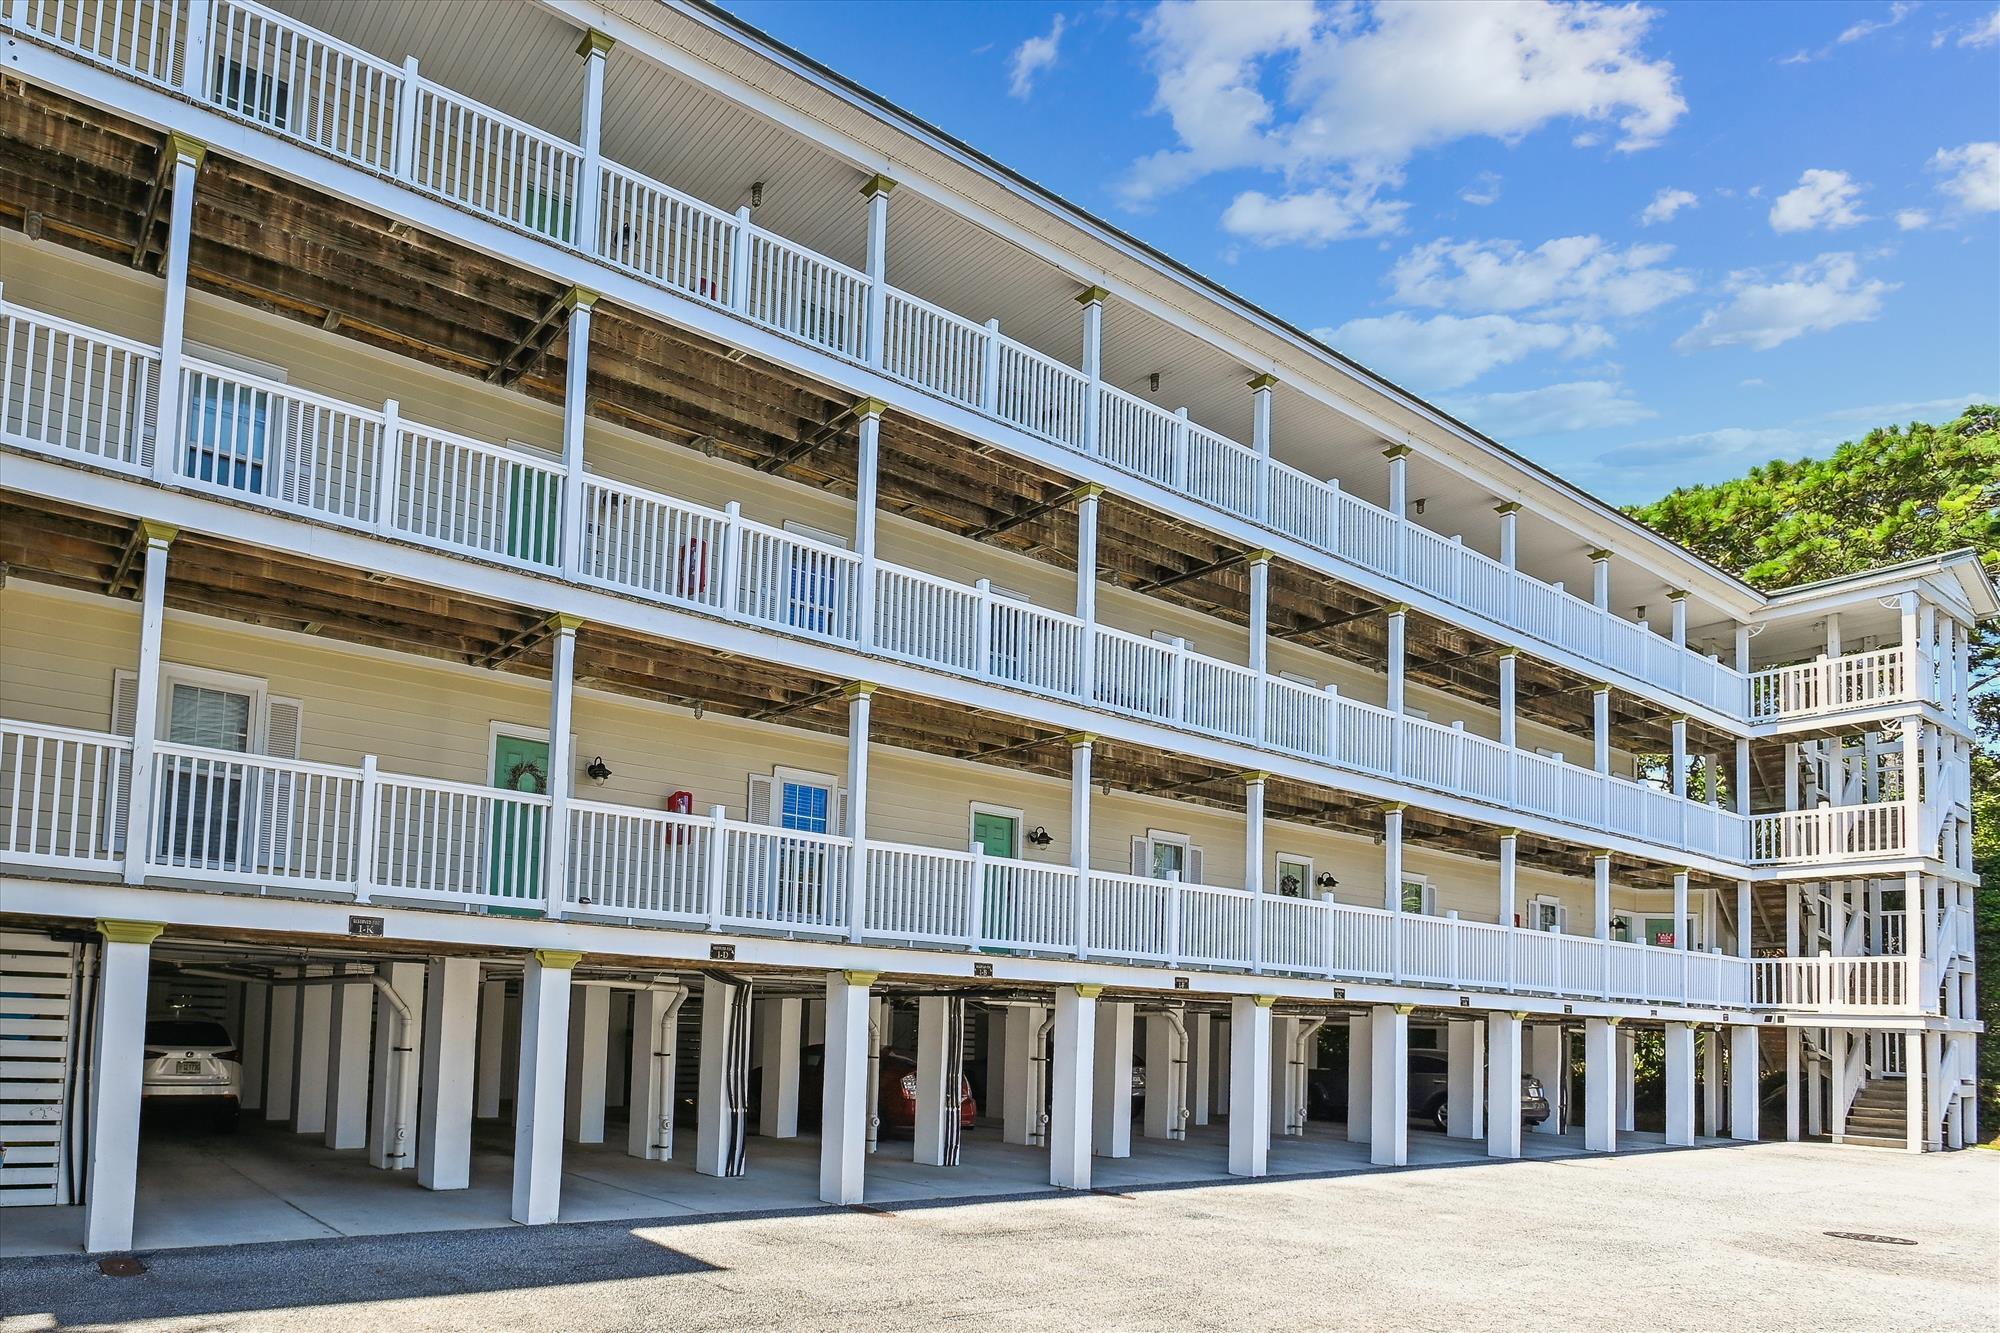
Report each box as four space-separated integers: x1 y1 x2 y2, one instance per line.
1131 548 1250 595
965 483 1091 541
128 135 175 269
1275 602 1385 642
103 520 148 598
756 402 859 476
748 681 848 723
474 617 558 671
485 288 576 387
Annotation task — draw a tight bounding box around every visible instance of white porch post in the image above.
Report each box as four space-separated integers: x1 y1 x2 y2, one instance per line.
1487 1011 1524 1160
83 920 162 1254
1385 606 1408 720
913 995 953 1166
1077 287 1107 455
1383 444 1410 520
122 522 176 884
1248 374 1275 518
1528 1024 1565 1136
1592 686 1611 779
1736 880 1753 958
1665 1021 1696 1147
367 961 423 1171
1700 1027 1722 1135
1735 738 1751 817
1345 1013 1372 1144
1618 1029 1636 1132
1070 734 1094 960
1673 870 1690 953
1002 1003 1048 1145
1496 502 1521 569
1589 550 1612 611
264 978 297 1122
1445 1018 1486 1140
844 682 875 943
1583 1017 1619 1152
1729 1025 1761 1142
543 615 582 920
511 949 580 1225
1369 1004 1411 1167
628 986 684 1161
1784 1025 1802 1141
1670 716 1689 802
1383 804 1406 981
325 969 372 1150
417 957 479 1189
573 30 613 252
556 291 595 579
564 983 611 1143
178 0 214 97
819 970 877 1204
1189 1011 1213 1126
1498 830 1519 931
1227 995 1274 1177
1248 552 1272 737
1092 1000 1135 1158
151 134 205 486
859 175 894 366
1593 853 1612 941
758 996 804 1139
1497 650 1518 751
1669 589 1689 649
694 976 749 1177
1145 1014 1181 1140
1074 486 1103 703
1244 772 1268 972
852 400 887 647
239 982 268 1113
475 978 506 1119
1904 1029 1926 1153
1048 985 1099 1188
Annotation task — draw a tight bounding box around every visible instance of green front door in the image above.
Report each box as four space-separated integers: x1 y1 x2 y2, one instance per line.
972 811 1017 951
506 465 560 567
490 733 549 916
1643 916 1678 949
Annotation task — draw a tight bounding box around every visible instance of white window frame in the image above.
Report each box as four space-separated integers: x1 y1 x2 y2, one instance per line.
1144 828 1193 882
1527 894 1568 934
771 765 840 833
1274 852 1314 899
158 663 268 752
1399 873 1435 915
782 520 851 551
967 802 1025 857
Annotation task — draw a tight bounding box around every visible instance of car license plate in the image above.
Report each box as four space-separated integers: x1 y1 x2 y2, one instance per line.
176 1059 202 1074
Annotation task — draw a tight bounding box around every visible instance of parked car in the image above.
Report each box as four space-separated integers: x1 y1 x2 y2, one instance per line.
142 1018 242 1129
752 1044 976 1135
1308 1049 1550 1131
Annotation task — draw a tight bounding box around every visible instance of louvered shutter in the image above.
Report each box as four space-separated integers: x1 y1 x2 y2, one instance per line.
1130 835 1148 876
108 671 140 852
260 697 303 872
835 788 850 837
1186 845 1204 886
747 773 774 825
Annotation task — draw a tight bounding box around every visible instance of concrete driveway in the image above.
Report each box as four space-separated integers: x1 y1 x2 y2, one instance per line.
2 1142 1993 1331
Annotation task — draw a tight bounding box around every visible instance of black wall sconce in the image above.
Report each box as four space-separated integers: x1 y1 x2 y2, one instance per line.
585 756 613 785
1026 825 1053 848
1315 872 1339 890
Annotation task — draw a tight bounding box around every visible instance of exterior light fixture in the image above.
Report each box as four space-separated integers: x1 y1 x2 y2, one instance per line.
1026 825 1053 848
1315 872 1339 890
750 181 764 208
1148 372 1160 393
1413 498 1427 515
585 757 613 784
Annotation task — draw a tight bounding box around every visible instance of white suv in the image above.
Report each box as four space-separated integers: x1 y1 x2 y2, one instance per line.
143 1018 243 1129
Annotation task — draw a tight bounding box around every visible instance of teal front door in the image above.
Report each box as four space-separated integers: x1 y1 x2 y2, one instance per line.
1643 916 1678 949
972 811 1017 951
490 733 548 916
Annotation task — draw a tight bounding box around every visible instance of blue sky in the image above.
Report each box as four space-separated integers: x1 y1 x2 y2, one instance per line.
721 0 1999 505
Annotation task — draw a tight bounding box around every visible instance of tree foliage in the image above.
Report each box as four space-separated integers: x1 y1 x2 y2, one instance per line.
1629 403 2000 1139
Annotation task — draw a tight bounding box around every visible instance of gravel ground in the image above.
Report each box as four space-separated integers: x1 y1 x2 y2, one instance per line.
2 1141 1992 1332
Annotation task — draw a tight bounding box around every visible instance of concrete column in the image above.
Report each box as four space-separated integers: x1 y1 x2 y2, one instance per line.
555 296 594 580
844 683 874 942
366 962 423 1172
417 958 479 1189
1070 734 1094 960
1701 1027 1722 1135
543 615 582 919
1487 1012 1524 1159
1048 986 1099 1189
1093 1001 1135 1156
757 996 804 1139
292 966 333 1135
325 970 373 1150
859 175 894 365
239 982 268 1113
475 978 507 1119
1729 1025 1760 1142
83 921 162 1254
1665 1022 1696 1146
819 971 876 1205
1618 1029 1636 1132
629 987 685 1161
264 979 297 1122
564 983 611 1144
913 996 954 1167
1145 1013 1184 1140
1228 996 1274 1177
1369 1005 1410 1167
1446 1019 1486 1139
1905 1031 1929 1153
695 976 750 1178
1189 1011 1213 1126
1785 1025 1802 1141
1583 1018 1619 1152
1529 1024 1565 1135
511 949 580 1225
607 992 631 1112
1346 1013 1372 1143
121 524 175 884
150 136 205 486
852 402 886 642
1003 1003 1049 1146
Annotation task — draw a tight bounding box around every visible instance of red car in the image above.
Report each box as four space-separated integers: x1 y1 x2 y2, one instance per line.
757 1044 976 1134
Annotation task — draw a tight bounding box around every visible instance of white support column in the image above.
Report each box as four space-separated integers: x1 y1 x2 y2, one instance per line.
1700 1027 1721 1136
1228 996 1274 1177
83 921 161 1254
1368 1004 1410 1167
859 176 894 366
1383 804 1406 980
1734 738 1751 818
1048 986 1099 1189
368 961 423 1171
1785 1025 1802 1142
628 986 684 1161
324 969 372 1150
1669 589 1689 649
417 958 479 1189
1495 502 1521 569
1074 485 1103 702
1092 1000 1135 1157
151 135 205 486
264 978 297 1123
1904 1030 1926 1152
819 970 876 1205
1664 1022 1696 1147
1077 287 1107 455
913 996 953 1166
1248 551 1272 737
1446 1018 1485 1140
1593 853 1612 941
1618 1029 1636 1132
544 615 581 919
572 30 612 252
1673 871 1690 954
844 682 875 942
1498 830 1519 931
757 996 804 1139
1384 445 1410 520
1529 1024 1565 1136
1189 1011 1213 1126
1345 1013 1372 1144
1736 880 1752 959
1487 1011 1524 1160
1003 1003 1048 1146
178 0 214 98
1728 1025 1760 1142
852 401 886 646
694 976 749 1178
1245 772 1268 972
1589 550 1612 610
556 294 595 579
122 523 176 884
511 949 579 1225
1269 1015 1302 1137
1248 374 1276 519
564 983 610 1143
1670 716 1689 800
475 978 506 1119
1070 735 1094 960
1497 651 1518 752
1583 1018 1619 1152
1592 686 1611 777
1145 1013 1181 1140
239 982 268 1113
1385 606 1408 720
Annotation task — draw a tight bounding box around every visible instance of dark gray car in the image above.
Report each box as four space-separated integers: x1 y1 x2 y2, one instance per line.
1308 1048 1551 1130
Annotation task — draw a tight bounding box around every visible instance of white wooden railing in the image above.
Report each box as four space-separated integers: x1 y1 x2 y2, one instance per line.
0 720 130 870
1747 804 1907 864
1748 648 1911 721
1752 955 1914 1011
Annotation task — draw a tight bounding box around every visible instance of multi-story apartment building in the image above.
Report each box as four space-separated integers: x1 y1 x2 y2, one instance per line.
0 0 1986 1256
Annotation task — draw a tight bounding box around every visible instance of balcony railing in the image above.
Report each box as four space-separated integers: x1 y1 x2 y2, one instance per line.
1746 804 1908 865
1 717 1785 1008
1 0 1763 722
1 296 1783 867
1746 648 1916 722
1751 955 1915 1012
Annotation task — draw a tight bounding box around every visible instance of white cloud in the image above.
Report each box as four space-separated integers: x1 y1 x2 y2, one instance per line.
1929 142 2000 214
1597 425 1806 471
1675 253 1897 352
1936 7 2000 47
1388 234 1695 318
1120 0 1684 215
1783 1 1914 62
1446 379 1655 437
1639 187 1697 225
1768 168 1869 232
1221 182 1408 246
1318 312 1609 391
1007 13 1067 99
1460 171 1503 206
1739 377 1766 388
1896 208 1931 230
